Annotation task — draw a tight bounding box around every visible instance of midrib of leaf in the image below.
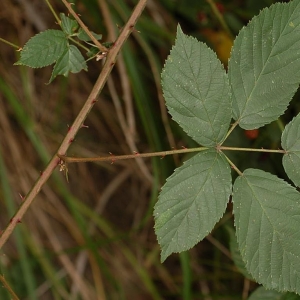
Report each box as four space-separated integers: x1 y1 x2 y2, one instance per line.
238 5 299 121
174 44 216 133
245 177 280 235
163 25 232 146
205 56 222 129
173 154 220 233
155 149 232 261
172 47 211 125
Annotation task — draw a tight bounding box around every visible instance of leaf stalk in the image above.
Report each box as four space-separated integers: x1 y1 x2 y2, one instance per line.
58 145 285 164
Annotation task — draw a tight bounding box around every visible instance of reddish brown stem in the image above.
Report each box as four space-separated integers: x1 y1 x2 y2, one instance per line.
0 0 148 250
61 0 108 52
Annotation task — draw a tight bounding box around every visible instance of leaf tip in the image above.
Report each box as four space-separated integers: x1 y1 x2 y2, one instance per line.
160 249 171 263
176 24 184 38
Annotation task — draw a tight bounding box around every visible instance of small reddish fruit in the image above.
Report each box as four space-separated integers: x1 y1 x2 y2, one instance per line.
244 129 259 140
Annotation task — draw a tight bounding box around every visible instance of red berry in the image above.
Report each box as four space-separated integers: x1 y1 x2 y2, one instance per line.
244 129 259 140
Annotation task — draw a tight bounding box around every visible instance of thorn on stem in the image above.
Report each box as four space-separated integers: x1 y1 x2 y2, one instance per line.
81 124 89 128
109 152 115 164
10 218 22 224
129 25 140 33
18 193 24 201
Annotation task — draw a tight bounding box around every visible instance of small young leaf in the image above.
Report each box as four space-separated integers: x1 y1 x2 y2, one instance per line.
248 286 300 300
162 25 231 147
15 30 68 68
154 149 232 262
282 114 300 186
60 13 78 35
228 1 300 129
233 169 300 294
77 28 102 42
49 45 87 83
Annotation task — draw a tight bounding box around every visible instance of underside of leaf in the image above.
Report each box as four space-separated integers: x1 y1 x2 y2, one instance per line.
154 149 232 262
229 1 300 129
162 25 232 147
233 169 300 294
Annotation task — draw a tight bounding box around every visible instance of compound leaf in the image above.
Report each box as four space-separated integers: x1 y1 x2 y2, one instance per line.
162 25 231 147
228 1 300 129
49 45 87 83
60 13 78 35
282 114 300 187
154 149 232 262
15 30 68 68
233 169 300 294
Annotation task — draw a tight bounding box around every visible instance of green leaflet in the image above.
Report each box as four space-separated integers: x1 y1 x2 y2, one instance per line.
162 25 231 147
154 149 232 262
49 45 87 83
15 28 89 83
60 13 79 35
228 1 300 129
282 113 300 187
233 169 300 294
15 30 68 68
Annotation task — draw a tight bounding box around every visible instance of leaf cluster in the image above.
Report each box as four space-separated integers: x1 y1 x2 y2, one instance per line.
154 0 300 296
15 13 103 83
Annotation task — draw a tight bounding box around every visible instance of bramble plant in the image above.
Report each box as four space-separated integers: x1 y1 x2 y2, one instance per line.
154 0 300 296
2 0 300 298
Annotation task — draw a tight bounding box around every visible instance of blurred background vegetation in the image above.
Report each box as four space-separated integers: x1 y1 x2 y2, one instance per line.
0 0 296 299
